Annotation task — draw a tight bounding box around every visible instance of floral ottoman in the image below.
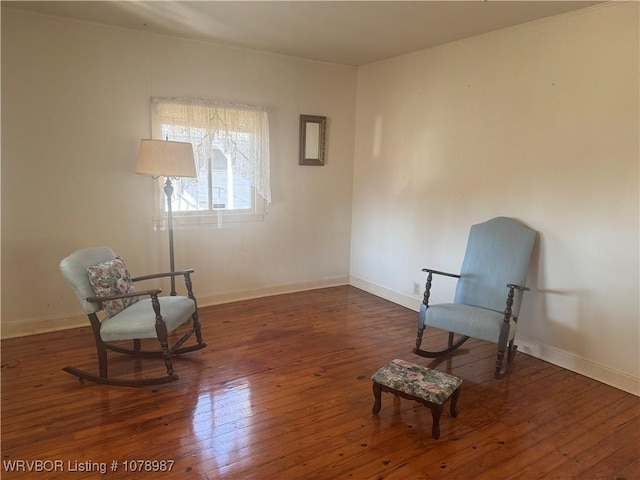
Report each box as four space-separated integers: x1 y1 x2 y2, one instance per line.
371 358 462 439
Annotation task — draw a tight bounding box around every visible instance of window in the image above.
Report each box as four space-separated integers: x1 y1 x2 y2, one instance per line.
150 97 271 228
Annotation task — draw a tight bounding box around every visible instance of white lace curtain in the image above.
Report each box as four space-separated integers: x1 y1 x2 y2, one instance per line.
150 97 271 204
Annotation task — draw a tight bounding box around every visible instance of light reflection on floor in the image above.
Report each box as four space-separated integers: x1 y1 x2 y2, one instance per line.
192 381 253 468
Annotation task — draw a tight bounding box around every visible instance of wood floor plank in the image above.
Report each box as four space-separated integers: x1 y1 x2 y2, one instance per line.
2 286 638 479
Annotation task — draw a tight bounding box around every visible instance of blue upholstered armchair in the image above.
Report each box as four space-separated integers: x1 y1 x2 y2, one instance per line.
59 247 206 387
414 217 536 379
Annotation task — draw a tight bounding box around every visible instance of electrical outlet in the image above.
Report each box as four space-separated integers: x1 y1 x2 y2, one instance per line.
413 282 421 295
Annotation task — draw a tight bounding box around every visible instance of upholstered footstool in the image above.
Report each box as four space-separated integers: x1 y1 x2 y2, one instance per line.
371 358 462 439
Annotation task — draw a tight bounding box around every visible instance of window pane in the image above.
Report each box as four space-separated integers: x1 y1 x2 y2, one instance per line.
173 173 209 211
211 168 252 210
152 98 270 220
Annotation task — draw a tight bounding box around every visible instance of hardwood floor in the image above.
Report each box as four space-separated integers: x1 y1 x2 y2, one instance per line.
2 286 638 479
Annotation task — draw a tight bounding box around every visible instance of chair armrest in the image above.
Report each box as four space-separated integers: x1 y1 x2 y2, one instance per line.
420 268 460 308
86 289 161 303
132 269 195 282
422 268 460 279
87 289 168 327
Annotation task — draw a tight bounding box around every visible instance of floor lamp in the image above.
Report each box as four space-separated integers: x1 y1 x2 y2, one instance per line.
135 138 196 295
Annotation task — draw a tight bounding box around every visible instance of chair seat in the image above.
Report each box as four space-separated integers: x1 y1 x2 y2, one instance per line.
101 296 196 342
423 303 516 344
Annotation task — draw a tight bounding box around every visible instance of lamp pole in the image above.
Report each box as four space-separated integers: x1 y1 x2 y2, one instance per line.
136 138 196 297
163 177 177 296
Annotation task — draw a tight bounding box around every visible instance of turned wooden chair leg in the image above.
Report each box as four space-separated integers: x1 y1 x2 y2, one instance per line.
97 342 108 379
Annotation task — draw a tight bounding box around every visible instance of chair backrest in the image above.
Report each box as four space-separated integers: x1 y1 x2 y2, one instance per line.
59 247 117 314
454 217 535 316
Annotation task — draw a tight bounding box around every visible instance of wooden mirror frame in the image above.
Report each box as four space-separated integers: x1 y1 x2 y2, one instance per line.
299 115 326 166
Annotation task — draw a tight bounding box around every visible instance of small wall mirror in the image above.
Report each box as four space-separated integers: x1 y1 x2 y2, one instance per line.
299 115 326 166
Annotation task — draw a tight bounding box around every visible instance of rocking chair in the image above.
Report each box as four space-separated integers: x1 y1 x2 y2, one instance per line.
59 246 206 387
414 217 536 379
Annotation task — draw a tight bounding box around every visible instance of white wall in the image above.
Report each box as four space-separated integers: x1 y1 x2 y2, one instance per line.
1 8 357 336
351 3 639 394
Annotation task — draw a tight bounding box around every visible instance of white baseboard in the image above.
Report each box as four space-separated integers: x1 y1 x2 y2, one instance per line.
0 275 351 340
517 336 639 396
349 274 422 312
349 274 640 396
1 313 88 339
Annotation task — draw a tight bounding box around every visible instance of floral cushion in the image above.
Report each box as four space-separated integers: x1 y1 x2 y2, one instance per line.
371 359 462 405
87 257 139 318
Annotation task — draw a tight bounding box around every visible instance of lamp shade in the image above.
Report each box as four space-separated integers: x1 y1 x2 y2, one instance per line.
135 139 197 178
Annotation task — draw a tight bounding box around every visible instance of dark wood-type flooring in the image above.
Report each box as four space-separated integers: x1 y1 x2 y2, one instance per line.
2 286 639 479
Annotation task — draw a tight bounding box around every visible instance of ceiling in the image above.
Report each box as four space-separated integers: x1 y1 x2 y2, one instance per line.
4 1 603 66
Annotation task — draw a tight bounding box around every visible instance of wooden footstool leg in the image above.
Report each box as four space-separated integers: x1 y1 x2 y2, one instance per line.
450 386 461 418
430 404 443 439
372 382 382 414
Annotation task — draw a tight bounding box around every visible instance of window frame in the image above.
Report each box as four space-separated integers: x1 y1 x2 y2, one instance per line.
149 97 270 229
